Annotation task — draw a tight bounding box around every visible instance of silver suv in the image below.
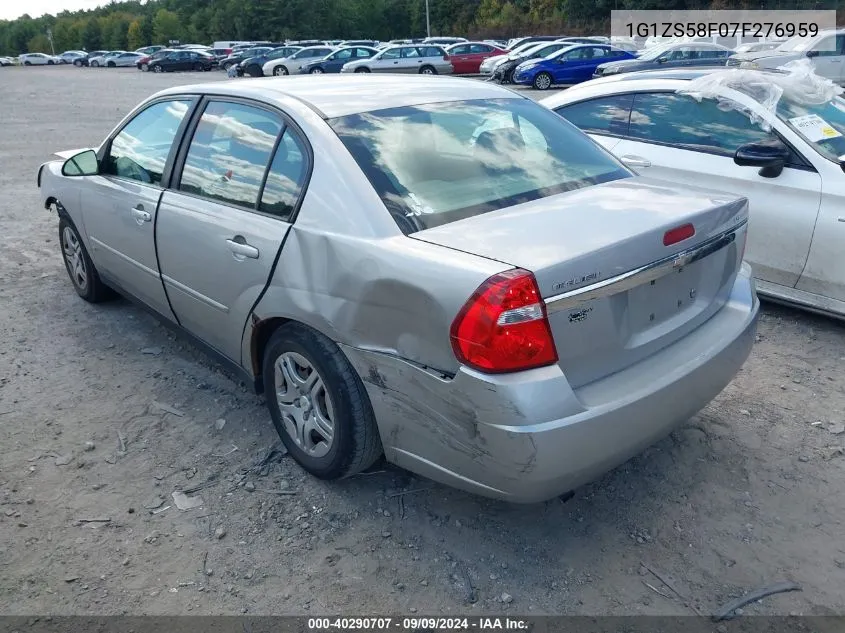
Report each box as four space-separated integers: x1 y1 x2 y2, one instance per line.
341 45 453 74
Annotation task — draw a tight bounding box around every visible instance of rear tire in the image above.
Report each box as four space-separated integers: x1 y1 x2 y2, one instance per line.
419 65 436 75
533 71 552 90
152 64 162 73
263 324 383 479
74 59 82 67
48 60 54 65
59 217 113 303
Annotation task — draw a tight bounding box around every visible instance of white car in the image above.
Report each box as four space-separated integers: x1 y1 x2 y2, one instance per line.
262 45 335 76
88 51 124 67
19 53 60 66
102 52 145 67
0 56 15 66
542 65 845 317
478 40 564 76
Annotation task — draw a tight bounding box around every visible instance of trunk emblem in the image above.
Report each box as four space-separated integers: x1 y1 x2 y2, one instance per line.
554 272 600 292
568 307 593 323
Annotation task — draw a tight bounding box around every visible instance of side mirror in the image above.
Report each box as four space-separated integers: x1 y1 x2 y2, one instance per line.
734 139 790 178
656 55 668 63
806 50 820 58
61 149 99 176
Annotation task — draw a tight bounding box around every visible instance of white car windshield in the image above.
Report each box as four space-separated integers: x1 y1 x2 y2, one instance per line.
331 98 629 233
776 35 818 52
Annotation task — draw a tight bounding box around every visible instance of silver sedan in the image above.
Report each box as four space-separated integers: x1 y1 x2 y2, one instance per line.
38 75 758 502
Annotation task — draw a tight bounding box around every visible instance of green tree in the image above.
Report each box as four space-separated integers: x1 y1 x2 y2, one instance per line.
152 9 183 44
127 18 144 49
27 33 51 53
81 18 102 50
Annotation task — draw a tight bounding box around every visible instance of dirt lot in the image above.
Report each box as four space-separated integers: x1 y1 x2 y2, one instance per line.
1 65 844 617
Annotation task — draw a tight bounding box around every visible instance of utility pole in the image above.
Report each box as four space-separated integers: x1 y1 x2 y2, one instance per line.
46 28 55 54
425 0 431 38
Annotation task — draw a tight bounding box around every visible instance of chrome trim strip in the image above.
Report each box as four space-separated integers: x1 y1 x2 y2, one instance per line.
544 219 747 315
90 237 159 279
161 274 229 314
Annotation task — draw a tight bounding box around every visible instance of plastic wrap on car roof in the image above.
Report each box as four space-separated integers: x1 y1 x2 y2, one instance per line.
677 58 844 130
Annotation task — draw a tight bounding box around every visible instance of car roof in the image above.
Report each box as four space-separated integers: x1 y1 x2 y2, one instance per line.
156 74 523 119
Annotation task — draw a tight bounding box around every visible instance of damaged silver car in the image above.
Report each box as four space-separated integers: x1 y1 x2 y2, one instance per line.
38 75 759 502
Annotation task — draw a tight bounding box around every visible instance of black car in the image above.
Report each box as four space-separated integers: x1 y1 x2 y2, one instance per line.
219 46 274 71
593 42 731 78
148 50 217 72
73 50 109 67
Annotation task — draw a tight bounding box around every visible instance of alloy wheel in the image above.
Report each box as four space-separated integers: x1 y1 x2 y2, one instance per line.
62 227 88 293
535 73 552 90
274 352 335 458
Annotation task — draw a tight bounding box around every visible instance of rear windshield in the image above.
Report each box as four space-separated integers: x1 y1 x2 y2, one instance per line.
330 98 629 233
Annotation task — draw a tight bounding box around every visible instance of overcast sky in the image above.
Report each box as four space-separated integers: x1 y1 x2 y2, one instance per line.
2 0 107 21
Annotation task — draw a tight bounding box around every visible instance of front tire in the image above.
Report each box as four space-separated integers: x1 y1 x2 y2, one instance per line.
262 323 382 479
140 62 148 71
59 218 112 303
533 71 552 90
91 60 99 67
310 67 324 74
274 65 289 76
107 61 116 68
354 67 370 73
419 65 436 75
192 62 202 71
24 61 31 66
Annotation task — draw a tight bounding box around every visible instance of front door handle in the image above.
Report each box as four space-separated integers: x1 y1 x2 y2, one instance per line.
621 155 652 168
131 206 151 223
226 237 259 259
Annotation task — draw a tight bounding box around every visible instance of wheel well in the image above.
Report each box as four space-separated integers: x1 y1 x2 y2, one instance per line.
45 195 57 211
250 316 291 391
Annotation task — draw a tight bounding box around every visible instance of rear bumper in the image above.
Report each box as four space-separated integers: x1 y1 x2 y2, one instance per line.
342 264 758 503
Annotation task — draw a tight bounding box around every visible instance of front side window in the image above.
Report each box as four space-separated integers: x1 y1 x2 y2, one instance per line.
811 35 845 56
331 99 629 233
557 94 633 135
628 92 772 154
178 101 282 209
332 48 355 60
778 95 845 162
259 130 309 220
380 48 400 60
105 99 191 185
450 45 470 55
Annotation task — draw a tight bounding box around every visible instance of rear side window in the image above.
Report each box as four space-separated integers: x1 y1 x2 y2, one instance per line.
470 44 493 54
330 98 629 233
105 99 191 185
402 47 421 59
556 94 633 136
259 130 309 221
628 92 772 155
178 101 282 209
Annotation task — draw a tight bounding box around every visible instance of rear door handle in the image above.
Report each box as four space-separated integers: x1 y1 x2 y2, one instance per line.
131 206 151 223
621 155 652 168
226 237 259 259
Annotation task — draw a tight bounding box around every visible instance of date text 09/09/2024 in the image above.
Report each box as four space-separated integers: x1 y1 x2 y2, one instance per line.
307 617 530 630
626 21 819 38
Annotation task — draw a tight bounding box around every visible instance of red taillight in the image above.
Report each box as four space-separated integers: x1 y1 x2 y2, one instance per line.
450 269 559 374
663 223 695 246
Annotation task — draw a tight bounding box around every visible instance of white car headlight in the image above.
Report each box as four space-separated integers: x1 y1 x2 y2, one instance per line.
740 61 759 69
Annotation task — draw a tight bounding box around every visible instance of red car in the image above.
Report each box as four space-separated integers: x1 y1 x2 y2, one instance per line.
445 41 507 74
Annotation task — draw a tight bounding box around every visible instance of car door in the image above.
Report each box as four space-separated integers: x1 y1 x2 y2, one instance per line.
398 46 423 72
447 44 471 73
81 98 195 318
808 34 845 82
324 48 352 72
466 43 496 73
553 93 633 152
155 99 310 361
374 47 400 72
612 91 822 287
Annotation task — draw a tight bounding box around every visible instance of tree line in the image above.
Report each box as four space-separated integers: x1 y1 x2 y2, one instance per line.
1 0 842 56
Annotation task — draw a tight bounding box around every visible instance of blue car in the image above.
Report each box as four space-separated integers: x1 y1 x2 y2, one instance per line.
513 44 636 90
299 46 378 74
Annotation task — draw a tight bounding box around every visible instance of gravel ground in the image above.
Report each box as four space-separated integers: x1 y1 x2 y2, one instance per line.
1 65 844 617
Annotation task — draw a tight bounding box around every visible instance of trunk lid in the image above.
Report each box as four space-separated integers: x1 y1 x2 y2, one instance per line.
412 178 748 388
